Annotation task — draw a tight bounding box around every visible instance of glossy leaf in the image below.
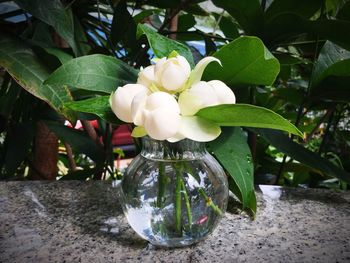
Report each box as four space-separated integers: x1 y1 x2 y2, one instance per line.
0 34 74 119
209 127 256 214
60 168 98 180
212 0 264 35
265 0 322 20
45 121 104 163
44 54 138 93
64 96 121 124
44 48 73 65
197 104 303 137
137 24 194 67
264 14 350 50
2 122 34 176
311 41 350 87
204 36 280 86
14 0 79 55
256 129 350 184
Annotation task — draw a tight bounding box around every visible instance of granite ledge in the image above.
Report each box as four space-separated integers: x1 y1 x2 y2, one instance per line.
0 181 349 263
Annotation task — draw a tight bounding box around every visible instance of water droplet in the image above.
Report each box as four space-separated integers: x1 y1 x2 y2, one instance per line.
246 155 252 163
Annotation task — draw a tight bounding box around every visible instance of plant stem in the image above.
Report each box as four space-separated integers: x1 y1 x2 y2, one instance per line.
157 162 166 208
175 167 182 234
198 188 222 216
180 179 192 226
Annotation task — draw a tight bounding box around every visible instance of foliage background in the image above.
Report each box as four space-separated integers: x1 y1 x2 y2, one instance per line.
1 0 350 214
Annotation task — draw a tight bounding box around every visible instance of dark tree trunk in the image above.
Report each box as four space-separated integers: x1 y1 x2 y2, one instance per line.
29 121 58 180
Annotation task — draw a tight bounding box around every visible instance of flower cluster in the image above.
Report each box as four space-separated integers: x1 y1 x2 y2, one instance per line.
110 52 236 142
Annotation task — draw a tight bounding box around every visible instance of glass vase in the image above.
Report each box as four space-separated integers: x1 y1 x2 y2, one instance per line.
120 137 229 247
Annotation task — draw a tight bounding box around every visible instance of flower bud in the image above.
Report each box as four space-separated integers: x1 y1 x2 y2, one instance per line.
142 91 181 140
110 84 148 123
137 65 155 88
178 80 235 116
208 80 236 104
144 108 181 140
154 55 191 92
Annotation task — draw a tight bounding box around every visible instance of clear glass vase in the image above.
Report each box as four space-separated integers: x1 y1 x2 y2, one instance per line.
120 137 229 247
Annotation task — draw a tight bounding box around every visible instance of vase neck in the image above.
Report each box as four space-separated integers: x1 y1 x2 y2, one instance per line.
141 137 206 160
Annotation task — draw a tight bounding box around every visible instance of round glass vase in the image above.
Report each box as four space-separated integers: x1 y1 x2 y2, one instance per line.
120 137 229 247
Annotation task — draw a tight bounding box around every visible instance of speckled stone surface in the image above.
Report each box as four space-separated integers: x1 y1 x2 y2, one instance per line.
0 181 349 263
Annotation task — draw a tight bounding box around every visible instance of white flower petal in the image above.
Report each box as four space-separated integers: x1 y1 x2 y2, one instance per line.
110 84 148 123
161 63 188 91
178 116 221 142
186 57 221 88
175 55 191 75
208 80 236 104
178 90 203 116
167 133 186 143
137 65 155 88
131 91 148 126
144 108 181 140
145 91 179 113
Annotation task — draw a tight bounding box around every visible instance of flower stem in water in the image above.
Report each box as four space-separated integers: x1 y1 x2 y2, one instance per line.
157 162 166 208
175 167 182 234
180 179 193 226
198 188 223 216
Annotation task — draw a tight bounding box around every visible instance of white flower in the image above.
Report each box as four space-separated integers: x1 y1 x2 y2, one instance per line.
137 65 155 88
178 80 236 116
154 55 191 92
110 84 149 123
142 92 181 140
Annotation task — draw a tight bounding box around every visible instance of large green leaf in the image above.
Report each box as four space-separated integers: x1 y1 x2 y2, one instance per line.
197 104 303 137
64 96 121 124
212 0 264 35
209 127 256 214
264 14 350 50
0 34 74 119
14 0 79 56
265 0 322 20
45 121 104 163
44 54 138 93
256 129 350 184
2 122 34 176
203 36 280 86
137 24 194 67
311 41 350 87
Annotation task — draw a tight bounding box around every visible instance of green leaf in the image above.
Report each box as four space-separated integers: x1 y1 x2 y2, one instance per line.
310 41 350 102
209 127 256 213
3 122 34 176
256 129 350 184
60 168 98 180
196 104 303 137
44 54 138 93
264 14 350 51
311 41 350 87
44 48 73 65
212 0 264 35
14 0 79 56
45 121 104 163
137 23 194 67
265 0 322 20
216 15 240 40
178 14 196 31
111 1 137 50
0 34 74 119
204 36 280 86
64 96 121 124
